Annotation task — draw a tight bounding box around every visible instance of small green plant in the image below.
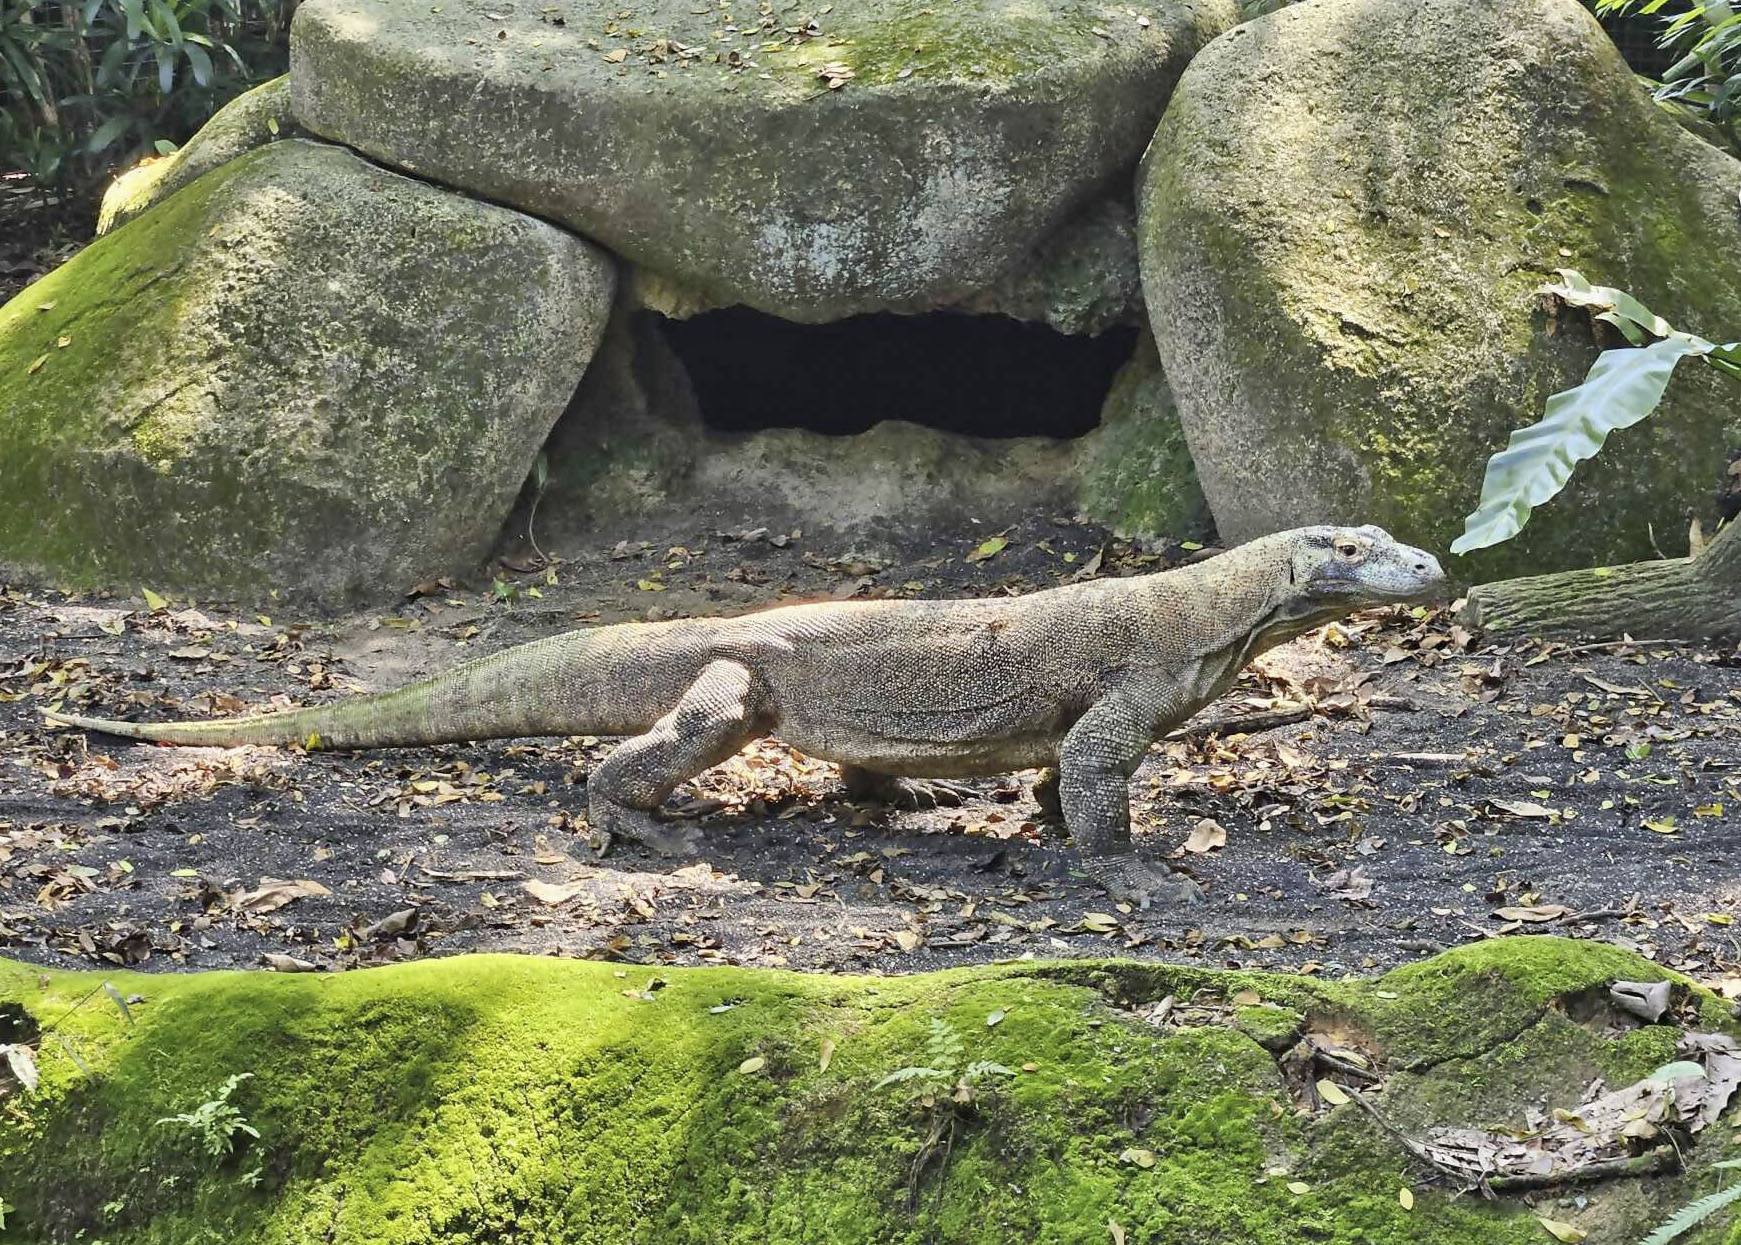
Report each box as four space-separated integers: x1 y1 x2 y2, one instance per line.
1638 1159 1741 1243
1452 270 1740 554
875 1018 1012 1206
874 1017 1013 1100
154 1071 259 1159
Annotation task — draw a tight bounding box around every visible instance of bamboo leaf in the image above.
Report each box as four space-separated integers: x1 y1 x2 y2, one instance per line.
84 111 133 152
95 33 127 85
1450 336 1713 554
182 38 210 85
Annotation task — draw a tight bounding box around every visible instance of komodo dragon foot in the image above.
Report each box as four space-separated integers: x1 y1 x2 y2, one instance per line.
1031 768 1063 822
839 765 976 811
587 799 705 858
1085 855 1204 911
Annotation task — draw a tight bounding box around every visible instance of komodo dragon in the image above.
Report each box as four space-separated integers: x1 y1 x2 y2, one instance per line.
44 525 1443 907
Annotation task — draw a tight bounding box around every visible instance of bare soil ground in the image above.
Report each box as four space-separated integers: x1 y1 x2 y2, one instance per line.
4 514 1741 999
0 174 90 308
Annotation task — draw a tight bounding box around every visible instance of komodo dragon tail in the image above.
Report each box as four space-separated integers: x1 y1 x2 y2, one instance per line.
42 623 703 749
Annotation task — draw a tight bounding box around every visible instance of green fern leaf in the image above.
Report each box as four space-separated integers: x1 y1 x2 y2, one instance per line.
1638 1179 1741 1245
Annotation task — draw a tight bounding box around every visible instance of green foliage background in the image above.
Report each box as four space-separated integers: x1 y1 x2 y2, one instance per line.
0 0 293 197
1597 0 1741 149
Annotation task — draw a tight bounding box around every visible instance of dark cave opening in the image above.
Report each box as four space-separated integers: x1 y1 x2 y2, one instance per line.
659 308 1139 439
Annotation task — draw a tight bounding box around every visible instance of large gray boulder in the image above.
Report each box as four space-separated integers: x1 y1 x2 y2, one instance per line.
0 140 614 601
1140 0 1741 575
291 0 1236 323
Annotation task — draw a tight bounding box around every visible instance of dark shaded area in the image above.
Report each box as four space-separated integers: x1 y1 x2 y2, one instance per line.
660 308 1138 439
0 173 90 307
1600 9 1684 79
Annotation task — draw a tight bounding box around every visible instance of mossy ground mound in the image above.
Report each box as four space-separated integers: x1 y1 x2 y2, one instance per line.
2 938 1731 1243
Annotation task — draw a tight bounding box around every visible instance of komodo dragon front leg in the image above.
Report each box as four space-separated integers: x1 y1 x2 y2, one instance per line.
586 659 770 856
1060 690 1202 909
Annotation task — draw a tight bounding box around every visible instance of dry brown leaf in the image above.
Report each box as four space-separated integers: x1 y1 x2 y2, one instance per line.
523 878 589 906
262 952 318 972
1316 1078 1351 1106
235 877 330 914
1491 904 1572 923
1184 818 1227 853
1490 799 1554 819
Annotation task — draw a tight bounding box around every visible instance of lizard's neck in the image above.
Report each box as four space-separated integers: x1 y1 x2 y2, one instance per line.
1140 543 1336 703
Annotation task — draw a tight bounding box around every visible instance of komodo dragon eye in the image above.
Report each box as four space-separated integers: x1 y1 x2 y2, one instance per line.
1333 539 1362 559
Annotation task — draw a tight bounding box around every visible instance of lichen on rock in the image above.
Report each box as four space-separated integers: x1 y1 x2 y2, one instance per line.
954 194 1145 336
1139 0 1741 576
0 938 1728 1243
0 139 615 602
290 0 1237 322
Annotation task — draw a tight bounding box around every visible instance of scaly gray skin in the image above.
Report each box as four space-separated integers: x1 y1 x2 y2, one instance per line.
45 525 1444 907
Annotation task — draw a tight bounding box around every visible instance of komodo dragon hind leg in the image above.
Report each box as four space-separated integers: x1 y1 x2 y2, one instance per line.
838 765 976 811
1060 695 1203 910
587 659 768 857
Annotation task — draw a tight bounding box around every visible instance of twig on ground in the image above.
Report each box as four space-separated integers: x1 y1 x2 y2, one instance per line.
1173 706 1311 741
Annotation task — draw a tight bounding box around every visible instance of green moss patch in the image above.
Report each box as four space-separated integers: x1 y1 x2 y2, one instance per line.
0 937 1730 1243
1074 328 1209 540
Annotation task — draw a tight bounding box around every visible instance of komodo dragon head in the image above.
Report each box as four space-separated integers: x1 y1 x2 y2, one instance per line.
1280 524 1445 611
1237 525 1446 639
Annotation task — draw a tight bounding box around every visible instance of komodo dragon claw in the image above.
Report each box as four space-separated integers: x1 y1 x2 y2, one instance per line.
588 802 705 858
1088 857 1204 911
840 767 976 811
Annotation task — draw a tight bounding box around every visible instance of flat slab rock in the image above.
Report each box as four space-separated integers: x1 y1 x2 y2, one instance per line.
289 0 1235 321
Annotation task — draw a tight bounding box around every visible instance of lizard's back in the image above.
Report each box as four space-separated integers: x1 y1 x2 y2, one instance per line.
711 581 1153 774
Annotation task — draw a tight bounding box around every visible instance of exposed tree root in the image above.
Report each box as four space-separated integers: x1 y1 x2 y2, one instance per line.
1462 518 1741 642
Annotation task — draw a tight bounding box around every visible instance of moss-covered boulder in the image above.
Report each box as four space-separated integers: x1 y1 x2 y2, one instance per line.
97 76 301 235
1073 327 1208 539
1 938 1733 1243
1139 0 1741 576
0 139 614 602
955 194 1145 336
290 0 1236 323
